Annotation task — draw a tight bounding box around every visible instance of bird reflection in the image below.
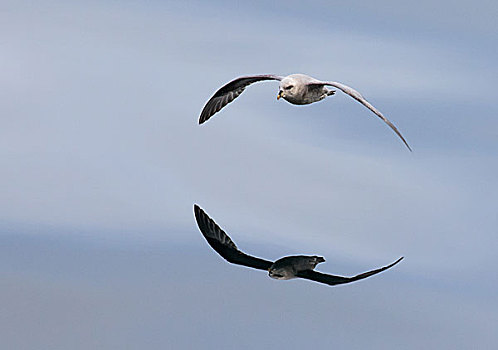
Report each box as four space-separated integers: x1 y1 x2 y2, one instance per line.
194 204 403 287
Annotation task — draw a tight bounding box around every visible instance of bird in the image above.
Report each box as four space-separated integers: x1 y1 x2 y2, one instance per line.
199 73 412 151
194 204 404 287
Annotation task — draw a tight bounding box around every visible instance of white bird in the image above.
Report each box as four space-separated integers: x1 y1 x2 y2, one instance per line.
199 73 411 151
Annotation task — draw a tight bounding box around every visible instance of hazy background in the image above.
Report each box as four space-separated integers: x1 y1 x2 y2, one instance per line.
1 1 497 348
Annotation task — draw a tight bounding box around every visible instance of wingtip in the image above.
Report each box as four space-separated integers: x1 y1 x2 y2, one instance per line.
198 110 209 124
383 256 404 270
398 135 412 152
193 204 204 219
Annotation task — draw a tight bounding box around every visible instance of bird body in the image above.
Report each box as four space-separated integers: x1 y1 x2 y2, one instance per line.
269 255 325 280
199 73 411 151
278 74 334 105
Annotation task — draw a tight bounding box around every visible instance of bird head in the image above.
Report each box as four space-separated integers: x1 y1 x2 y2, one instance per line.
277 76 297 101
268 268 285 280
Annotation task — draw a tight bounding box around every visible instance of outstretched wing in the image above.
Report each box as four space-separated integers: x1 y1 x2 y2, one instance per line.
194 205 273 271
296 257 404 286
199 75 283 124
308 81 412 151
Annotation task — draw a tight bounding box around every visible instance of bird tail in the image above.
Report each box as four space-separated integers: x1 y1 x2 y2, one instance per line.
327 89 336 96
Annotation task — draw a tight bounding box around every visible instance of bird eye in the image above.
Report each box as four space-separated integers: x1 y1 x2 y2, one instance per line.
285 85 293 90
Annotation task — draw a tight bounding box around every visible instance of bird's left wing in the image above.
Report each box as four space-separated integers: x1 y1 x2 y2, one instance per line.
199 74 283 124
194 205 273 271
307 81 412 151
295 257 403 286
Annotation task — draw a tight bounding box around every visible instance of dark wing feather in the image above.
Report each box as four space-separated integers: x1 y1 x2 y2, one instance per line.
199 75 282 124
309 81 412 151
296 257 404 286
194 205 273 271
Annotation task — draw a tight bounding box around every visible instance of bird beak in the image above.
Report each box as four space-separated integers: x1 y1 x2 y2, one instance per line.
277 91 283 100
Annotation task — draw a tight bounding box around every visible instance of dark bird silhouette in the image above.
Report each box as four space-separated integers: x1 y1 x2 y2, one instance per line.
194 204 403 286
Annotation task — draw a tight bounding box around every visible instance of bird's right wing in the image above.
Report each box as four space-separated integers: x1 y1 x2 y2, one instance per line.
296 257 404 286
194 205 273 271
199 74 282 124
308 81 412 151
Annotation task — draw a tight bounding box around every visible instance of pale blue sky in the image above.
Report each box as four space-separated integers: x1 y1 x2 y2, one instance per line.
1 1 497 349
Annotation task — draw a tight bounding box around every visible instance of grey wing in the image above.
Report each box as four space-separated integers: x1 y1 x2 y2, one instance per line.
194 205 273 271
295 257 403 286
313 81 412 151
199 74 283 124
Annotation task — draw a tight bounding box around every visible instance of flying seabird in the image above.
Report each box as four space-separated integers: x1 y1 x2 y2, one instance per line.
199 73 411 151
194 204 403 287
